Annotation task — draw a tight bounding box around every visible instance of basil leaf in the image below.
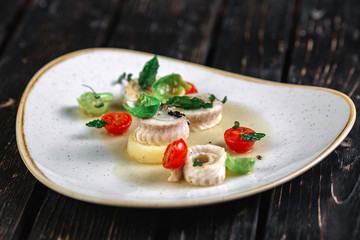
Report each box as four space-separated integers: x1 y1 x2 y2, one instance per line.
138 56 159 89
77 92 114 116
225 152 256 174
165 96 213 110
86 119 109 128
241 132 266 142
123 92 160 118
153 73 191 102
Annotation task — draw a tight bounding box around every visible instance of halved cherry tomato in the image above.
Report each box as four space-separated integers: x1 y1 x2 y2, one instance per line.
224 127 256 153
184 82 198 95
101 112 132 135
162 139 188 169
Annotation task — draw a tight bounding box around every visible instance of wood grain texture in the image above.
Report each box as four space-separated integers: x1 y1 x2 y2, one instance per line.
265 0 360 239
108 0 221 64
0 0 118 239
0 0 23 52
29 192 165 240
210 0 296 81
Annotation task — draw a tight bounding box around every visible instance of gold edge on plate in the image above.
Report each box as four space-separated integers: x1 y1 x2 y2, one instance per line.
15 48 357 208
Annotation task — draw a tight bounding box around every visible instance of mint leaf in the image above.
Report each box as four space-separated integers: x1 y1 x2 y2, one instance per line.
86 119 109 128
241 132 266 142
138 56 159 89
165 96 212 110
221 96 227 104
209 94 216 102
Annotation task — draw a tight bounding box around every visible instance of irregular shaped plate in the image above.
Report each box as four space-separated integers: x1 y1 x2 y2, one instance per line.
16 49 356 207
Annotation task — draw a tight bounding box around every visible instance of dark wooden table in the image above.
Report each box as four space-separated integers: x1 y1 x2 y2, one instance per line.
1 0 359 239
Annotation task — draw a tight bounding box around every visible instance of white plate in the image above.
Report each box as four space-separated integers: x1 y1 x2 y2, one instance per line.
16 48 356 207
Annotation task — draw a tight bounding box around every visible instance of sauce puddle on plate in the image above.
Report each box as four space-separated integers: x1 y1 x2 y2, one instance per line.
100 102 271 186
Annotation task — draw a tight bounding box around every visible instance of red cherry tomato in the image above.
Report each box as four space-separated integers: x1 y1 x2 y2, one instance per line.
101 112 132 135
185 82 198 95
224 127 256 153
162 139 188 169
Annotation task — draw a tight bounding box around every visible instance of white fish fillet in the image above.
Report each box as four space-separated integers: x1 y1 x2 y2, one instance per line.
179 94 223 132
168 164 184 182
134 110 189 145
183 144 226 186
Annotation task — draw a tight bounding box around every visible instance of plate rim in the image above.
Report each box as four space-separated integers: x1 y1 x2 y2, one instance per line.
16 48 357 208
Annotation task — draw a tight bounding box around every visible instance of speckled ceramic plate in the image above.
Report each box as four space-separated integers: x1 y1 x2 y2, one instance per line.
16 48 356 208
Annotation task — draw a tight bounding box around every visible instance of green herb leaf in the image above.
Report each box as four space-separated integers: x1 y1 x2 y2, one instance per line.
221 96 227 104
153 73 191 102
138 56 159 89
209 94 216 102
123 92 161 118
164 96 213 110
117 72 126 84
86 119 109 128
193 159 203 167
232 121 240 129
226 152 255 174
127 73 132 82
241 132 266 142
116 72 132 84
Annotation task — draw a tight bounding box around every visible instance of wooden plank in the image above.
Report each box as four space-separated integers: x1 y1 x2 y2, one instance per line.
0 0 23 51
107 0 221 63
0 0 119 239
264 0 360 239
210 0 296 82
29 192 165 239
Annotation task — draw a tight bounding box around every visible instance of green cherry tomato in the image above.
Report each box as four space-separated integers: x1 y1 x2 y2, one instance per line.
225 152 256 174
123 92 161 118
152 74 191 102
77 92 114 116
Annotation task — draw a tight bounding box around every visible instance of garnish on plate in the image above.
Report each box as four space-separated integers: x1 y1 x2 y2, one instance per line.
138 55 159 89
163 95 213 110
86 112 132 135
225 152 256 174
224 121 265 153
77 85 114 116
123 92 161 118
193 159 203 167
209 94 227 104
184 82 198 95
116 72 132 84
86 119 109 128
152 73 191 101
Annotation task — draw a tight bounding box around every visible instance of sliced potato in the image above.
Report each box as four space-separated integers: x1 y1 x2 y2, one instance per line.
127 134 167 164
